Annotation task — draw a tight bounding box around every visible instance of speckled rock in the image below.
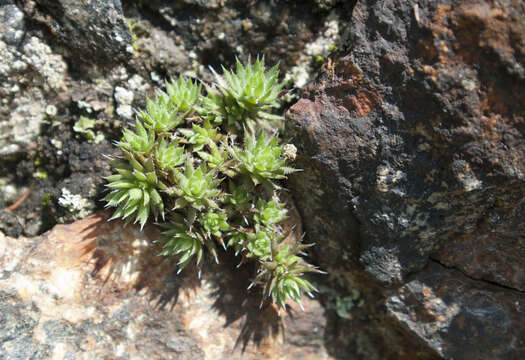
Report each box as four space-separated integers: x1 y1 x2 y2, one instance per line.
0 1 67 156
286 0 525 358
126 0 351 84
24 0 132 66
386 262 525 359
0 213 332 359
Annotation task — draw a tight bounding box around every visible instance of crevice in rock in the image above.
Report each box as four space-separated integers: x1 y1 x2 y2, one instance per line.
428 256 525 294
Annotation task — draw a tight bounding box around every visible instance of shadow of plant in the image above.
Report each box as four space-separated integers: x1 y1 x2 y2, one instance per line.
75 211 284 353
206 251 283 352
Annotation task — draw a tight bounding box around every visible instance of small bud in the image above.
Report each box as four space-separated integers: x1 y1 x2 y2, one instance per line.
282 144 297 161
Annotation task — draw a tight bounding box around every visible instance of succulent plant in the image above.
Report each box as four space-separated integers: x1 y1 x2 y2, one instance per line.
104 58 323 310
199 210 231 239
208 57 283 134
178 119 219 151
138 95 183 133
155 138 186 170
170 159 222 211
165 76 202 114
254 198 288 227
104 155 165 229
229 133 297 187
160 222 204 270
215 57 282 113
117 121 156 154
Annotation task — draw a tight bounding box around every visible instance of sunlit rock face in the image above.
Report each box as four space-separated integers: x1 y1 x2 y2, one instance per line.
287 0 525 358
0 212 331 359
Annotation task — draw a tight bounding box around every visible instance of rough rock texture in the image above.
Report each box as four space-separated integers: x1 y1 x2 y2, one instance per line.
0 213 331 359
126 0 351 83
24 0 133 66
0 1 67 156
287 0 525 359
3 0 524 358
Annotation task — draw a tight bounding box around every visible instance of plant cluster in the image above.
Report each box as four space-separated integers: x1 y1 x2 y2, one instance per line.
104 58 322 309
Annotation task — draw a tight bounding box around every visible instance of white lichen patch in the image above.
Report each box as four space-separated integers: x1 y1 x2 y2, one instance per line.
114 86 135 119
22 36 66 91
376 164 407 195
285 11 340 87
127 74 150 93
116 104 134 119
0 34 67 155
0 4 25 45
58 188 93 220
0 40 17 76
114 86 134 105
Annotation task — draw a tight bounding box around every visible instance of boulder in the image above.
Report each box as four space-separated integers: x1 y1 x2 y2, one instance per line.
287 0 525 358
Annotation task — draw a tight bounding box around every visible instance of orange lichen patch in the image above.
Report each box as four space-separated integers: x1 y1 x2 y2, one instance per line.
342 90 376 117
433 4 454 37
424 0 525 131
455 3 515 60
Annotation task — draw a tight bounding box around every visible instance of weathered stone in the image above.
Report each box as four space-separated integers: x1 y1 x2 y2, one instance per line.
0 2 25 46
128 0 350 85
137 26 191 78
287 0 525 358
0 213 332 359
386 262 525 359
26 0 132 65
0 5 67 155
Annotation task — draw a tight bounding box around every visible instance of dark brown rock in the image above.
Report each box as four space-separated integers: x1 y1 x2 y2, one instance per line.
386 262 525 359
286 0 525 358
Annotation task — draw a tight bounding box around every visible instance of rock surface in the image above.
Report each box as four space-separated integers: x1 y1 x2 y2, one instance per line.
287 0 525 358
25 0 133 65
0 213 331 359
2 0 524 358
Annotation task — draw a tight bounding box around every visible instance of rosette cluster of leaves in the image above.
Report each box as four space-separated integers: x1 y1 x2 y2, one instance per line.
104 57 323 310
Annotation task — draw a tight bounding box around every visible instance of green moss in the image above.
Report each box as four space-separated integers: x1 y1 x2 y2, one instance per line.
315 55 326 63
34 169 48 180
73 116 104 143
335 289 364 319
104 58 323 310
41 194 52 206
125 19 139 52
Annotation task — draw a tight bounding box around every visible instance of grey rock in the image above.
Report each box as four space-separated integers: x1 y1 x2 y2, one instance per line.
0 3 25 46
30 0 132 65
138 26 191 78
